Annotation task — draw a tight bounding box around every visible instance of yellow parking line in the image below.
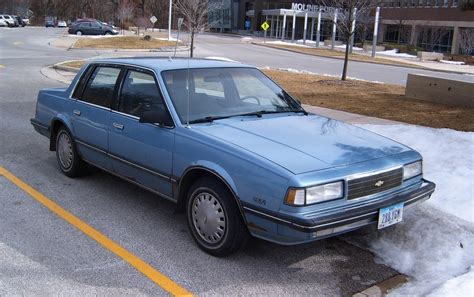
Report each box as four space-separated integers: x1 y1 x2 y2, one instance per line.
13 41 24 46
0 65 5 69
0 166 193 296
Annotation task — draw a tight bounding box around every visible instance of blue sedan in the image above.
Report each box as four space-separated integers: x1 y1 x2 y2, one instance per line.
31 58 435 256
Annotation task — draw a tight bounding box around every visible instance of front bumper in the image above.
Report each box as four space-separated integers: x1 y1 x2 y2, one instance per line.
242 179 435 245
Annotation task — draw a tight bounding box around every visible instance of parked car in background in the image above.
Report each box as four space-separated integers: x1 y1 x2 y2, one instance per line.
0 15 18 27
57 20 67 28
21 17 29 25
68 20 118 35
13 15 26 27
31 57 436 256
0 17 7 27
45 20 55 27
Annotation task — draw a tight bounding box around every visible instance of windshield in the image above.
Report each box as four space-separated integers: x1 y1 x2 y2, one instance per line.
161 67 303 124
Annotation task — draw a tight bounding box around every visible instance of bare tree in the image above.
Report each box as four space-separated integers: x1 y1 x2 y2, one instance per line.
174 0 217 57
321 0 374 80
459 28 474 55
118 0 135 34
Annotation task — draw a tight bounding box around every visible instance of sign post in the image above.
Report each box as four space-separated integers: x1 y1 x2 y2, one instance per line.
372 6 380 58
174 17 184 57
150 15 157 32
261 21 270 43
331 9 338 50
316 8 321 47
168 0 172 40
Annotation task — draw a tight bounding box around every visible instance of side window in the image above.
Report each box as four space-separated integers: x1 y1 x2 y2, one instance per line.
118 70 165 118
72 65 94 99
81 66 121 108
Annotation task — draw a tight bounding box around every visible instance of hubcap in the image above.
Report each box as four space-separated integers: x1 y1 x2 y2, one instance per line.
57 132 73 169
192 192 226 244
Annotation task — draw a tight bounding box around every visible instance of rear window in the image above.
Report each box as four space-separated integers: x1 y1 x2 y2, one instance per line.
80 66 121 108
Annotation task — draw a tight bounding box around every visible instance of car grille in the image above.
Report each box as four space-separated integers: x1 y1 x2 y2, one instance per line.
347 167 403 200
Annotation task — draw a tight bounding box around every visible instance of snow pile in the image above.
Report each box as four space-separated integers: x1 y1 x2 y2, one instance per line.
241 37 253 42
344 124 474 296
376 49 417 59
296 39 317 45
427 266 474 296
439 60 466 65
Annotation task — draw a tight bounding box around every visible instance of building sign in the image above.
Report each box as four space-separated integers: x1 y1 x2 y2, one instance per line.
291 3 339 14
291 3 319 12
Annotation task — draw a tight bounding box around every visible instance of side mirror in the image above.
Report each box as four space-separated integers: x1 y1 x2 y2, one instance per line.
139 109 173 127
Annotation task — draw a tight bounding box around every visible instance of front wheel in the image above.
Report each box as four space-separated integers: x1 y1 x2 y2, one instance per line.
186 177 249 256
55 127 87 177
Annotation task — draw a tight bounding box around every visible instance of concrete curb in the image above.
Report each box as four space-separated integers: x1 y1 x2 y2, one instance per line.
353 274 408 297
40 66 76 84
253 42 473 76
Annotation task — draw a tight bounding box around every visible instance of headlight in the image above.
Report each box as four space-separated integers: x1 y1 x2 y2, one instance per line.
286 181 343 206
403 161 422 180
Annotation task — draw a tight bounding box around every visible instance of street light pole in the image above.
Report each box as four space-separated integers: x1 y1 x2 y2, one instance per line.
168 0 172 41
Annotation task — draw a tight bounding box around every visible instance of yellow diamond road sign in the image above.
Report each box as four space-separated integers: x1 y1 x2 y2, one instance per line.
261 21 269 31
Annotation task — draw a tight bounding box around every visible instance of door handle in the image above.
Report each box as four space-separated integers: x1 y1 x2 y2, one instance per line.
73 110 81 116
113 123 124 130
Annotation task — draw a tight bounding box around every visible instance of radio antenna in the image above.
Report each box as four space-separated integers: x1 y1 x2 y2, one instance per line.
185 27 191 128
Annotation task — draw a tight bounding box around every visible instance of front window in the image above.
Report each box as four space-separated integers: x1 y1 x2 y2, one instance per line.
118 70 166 118
161 68 303 124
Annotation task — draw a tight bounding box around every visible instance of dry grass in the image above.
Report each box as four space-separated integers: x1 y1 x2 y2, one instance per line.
263 69 474 131
73 36 178 49
261 43 422 68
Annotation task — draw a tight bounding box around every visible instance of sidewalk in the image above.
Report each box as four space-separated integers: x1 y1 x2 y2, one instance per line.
40 65 403 127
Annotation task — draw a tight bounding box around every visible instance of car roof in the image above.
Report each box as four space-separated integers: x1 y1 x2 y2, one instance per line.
89 57 254 72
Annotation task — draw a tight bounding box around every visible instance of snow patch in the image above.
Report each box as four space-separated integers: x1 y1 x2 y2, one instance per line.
427 266 474 297
204 56 238 63
261 67 385 84
439 60 466 65
344 124 474 296
376 49 417 59
266 40 311 48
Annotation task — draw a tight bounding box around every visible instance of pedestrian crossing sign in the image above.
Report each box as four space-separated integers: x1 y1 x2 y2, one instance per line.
261 21 270 31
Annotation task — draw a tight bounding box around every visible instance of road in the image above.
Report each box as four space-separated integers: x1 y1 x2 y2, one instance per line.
0 26 418 296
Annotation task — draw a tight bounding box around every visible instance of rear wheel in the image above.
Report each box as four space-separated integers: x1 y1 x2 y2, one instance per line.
55 127 87 177
186 177 249 256
76 30 83 36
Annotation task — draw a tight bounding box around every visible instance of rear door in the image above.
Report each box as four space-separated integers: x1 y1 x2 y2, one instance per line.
71 65 123 169
108 67 175 199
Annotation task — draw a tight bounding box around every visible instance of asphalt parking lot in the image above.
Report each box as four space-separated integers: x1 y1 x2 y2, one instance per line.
0 27 404 295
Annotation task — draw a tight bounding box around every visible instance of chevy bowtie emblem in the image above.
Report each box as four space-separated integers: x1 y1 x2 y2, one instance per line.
375 180 385 187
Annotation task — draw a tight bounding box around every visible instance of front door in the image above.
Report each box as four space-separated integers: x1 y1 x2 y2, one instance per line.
108 68 175 199
71 65 122 170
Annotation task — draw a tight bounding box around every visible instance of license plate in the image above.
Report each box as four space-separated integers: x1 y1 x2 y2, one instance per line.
378 202 404 229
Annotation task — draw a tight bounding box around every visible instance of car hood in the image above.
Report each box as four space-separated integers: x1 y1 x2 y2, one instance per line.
193 114 411 174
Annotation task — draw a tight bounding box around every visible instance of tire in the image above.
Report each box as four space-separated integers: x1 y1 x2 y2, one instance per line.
186 177 249 256
76 30 83 36
105 31 111 35
55 127 87 177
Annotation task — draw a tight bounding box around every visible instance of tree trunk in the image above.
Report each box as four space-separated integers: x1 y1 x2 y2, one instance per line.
190 30 195 58
342 34 350 81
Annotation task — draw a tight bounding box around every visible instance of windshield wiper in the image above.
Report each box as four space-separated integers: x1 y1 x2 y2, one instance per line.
188 109 308 124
